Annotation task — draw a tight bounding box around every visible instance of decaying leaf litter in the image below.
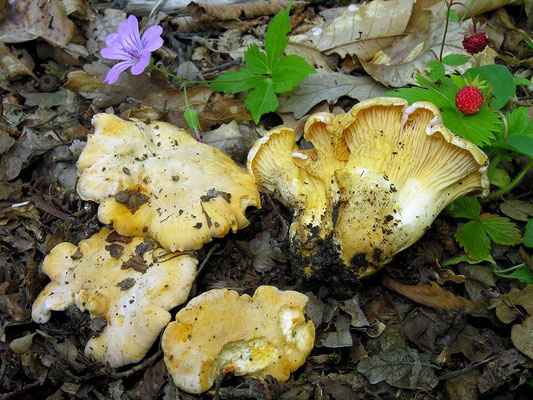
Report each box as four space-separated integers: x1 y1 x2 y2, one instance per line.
1 0 533 399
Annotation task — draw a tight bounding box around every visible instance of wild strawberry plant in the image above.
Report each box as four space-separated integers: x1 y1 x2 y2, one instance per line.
387 1 533 277
210 1 315 123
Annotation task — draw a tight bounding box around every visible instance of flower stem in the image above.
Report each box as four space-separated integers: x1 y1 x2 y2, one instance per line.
489 159 533 198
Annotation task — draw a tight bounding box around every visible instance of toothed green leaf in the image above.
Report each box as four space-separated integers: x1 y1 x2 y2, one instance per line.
272 55 316 93
265 1 291 69
479 214 522 245
447 197 481 219
454 220 491 260
210 68 262 93
441 107 499 146
244 44 269 75
246 78 278 123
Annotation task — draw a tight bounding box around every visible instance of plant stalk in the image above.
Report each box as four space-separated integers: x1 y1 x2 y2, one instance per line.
439 1 478 61
489 159 533 198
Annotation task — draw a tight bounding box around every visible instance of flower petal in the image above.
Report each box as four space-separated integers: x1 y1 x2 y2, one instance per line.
105 33 118 46
100 45 131 61
141 25 164 52
130 51 151 75
120 15 143 54
103 61 134 84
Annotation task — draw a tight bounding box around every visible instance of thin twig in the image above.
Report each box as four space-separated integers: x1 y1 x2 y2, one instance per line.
197 243 220 275
438 355 498 381
164 32 186 64
0 381 43 400
109 349 162 379
202 57 242 75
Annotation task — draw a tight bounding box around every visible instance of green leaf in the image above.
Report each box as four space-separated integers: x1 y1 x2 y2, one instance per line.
427 61 445 82
506 135 533 157
441 107 499 146
264 1 291 70
442 253 496 266
442 54 470 66
521 32 533 50
524 219 533 248
447 196 481 219
447 9 459 22
210 68 262 93
506 107 530 136
271 55 316 93
244 44 269 74
385 87 450 108
246 78 278 123
494 264 533 284
514 76 532 87
464 65 515 109
479 214 522 245
488 168 511 189
455 220 491 260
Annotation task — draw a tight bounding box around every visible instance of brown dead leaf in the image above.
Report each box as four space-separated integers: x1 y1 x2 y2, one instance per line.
125 87 252 130
362 20 492 87
85 9 126 55
491 285 533 324
511 316 533 359
289 0 413 62
172 15 268 34
60 0 88 19
383 277 486 311
0 0 75 47
0 43 37 81
278 69 387 118
187 1 305 21
64 61 170 108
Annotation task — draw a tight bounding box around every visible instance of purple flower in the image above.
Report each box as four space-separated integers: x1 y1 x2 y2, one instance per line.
100 15 164 84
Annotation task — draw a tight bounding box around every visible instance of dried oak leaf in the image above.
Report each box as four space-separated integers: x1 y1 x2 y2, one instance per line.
0 0 75 47
383 277 486 311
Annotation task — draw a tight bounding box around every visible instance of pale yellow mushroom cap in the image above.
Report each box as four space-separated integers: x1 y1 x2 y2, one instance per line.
161 286 315 394
247 98 488 279
77 114 261 252
31 228 197 368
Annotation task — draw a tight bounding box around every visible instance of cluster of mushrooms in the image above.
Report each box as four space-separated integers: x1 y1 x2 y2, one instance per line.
32 98 488 394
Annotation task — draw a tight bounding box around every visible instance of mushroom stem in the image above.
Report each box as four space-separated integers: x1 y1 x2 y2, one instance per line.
488 159 533 198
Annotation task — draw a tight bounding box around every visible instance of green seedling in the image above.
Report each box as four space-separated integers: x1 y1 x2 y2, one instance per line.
210 1 316 123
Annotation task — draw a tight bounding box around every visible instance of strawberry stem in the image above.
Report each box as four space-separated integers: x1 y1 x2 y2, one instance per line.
439 1 478 61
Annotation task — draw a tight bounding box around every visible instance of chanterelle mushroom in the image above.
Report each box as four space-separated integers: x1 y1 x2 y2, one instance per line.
77 114 260 252
162 286 315 394
248 98 488 281
32 228 197 368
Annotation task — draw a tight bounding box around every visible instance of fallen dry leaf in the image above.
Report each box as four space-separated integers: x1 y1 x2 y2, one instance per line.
85 9 126 55
362 20 493 87
124 87 252 130
64 61 170 108
383 277 486 311
511 316 533 359
0 43 37 81
491 285 533 324
187 1 304 21
278 69 387 118
289 0 413 62
0 0 75 47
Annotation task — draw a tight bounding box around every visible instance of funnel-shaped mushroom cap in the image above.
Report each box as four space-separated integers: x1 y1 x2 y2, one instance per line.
32 228 197 367
162 286 315 394
248 98 488 279
77 114 261 252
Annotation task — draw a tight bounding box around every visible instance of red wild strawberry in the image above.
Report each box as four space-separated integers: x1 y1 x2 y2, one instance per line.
455 86 484 115
462 32 488 55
